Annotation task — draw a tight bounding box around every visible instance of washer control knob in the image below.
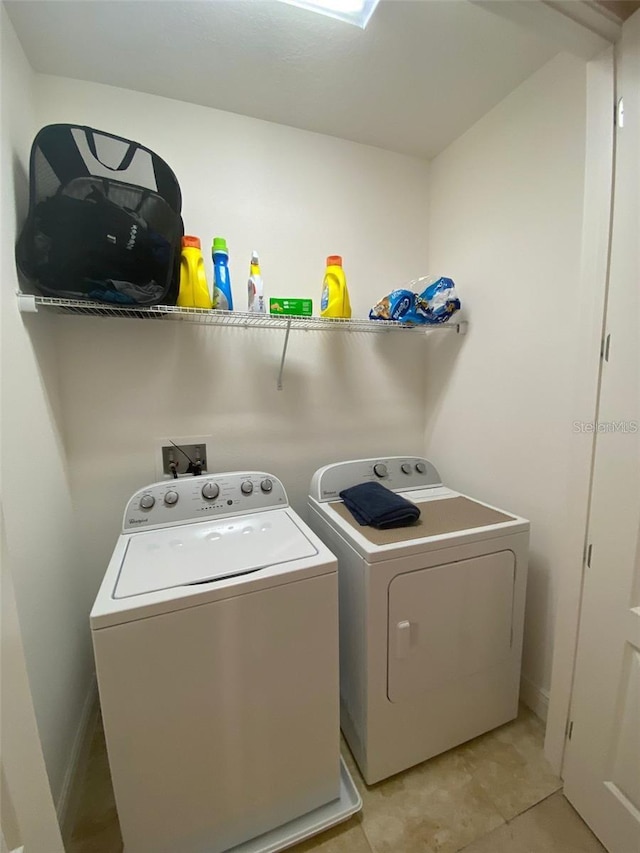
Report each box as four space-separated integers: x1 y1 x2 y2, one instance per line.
260 478 273 493
201 482 220 501
140 494 155 510
164 490 179 506
401 463 412 475
415 462 427 474
373 463 388 478
241 480 254 495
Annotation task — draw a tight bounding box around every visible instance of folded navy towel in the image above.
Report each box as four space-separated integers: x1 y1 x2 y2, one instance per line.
339 482 421 529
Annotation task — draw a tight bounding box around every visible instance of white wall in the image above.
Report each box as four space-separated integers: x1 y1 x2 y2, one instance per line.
1 511 65 853
32 75 433 652
424 53 588 714
0 7 93 812
35 75 430 319
3 31 590 821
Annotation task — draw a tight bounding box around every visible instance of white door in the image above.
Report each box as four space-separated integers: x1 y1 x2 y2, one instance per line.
562 11 640 853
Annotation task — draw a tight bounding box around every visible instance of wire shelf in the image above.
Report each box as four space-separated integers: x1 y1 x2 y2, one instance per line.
17 294 467 335
17 292 467 390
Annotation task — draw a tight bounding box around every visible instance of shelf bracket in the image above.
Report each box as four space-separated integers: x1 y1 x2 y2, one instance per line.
17 293 38 313
277 320 293 391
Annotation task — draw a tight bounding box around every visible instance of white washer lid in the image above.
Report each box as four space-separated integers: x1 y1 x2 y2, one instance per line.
114 510 318 599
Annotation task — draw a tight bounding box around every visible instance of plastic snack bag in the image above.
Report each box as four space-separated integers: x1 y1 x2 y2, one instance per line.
369 276 460 324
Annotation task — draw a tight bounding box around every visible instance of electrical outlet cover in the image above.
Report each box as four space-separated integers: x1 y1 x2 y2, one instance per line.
154 436 213 480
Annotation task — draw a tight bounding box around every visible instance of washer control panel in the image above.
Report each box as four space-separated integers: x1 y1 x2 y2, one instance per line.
310 457 442 502
124 472 288 531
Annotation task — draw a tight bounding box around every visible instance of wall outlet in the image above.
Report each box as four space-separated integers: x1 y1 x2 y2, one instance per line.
154 436 212 480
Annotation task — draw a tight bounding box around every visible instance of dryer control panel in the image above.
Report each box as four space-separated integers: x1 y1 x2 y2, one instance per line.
123 472 288 531
310 457 442 502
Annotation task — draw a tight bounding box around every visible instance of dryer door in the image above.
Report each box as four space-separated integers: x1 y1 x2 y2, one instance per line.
387 551 515 702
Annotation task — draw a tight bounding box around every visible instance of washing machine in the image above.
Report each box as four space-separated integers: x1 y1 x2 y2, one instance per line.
91 471 360 853
307 456 529 785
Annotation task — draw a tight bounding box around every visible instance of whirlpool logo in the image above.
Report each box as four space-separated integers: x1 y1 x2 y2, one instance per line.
128 517 148 525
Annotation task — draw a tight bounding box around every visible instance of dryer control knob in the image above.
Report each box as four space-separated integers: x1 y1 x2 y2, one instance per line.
373 463 388 478
201 482 219 501
260 478 273 493
401 463 412 474
164 490 179 506
140 494 155 510
241 481 254 495
415 462 427 474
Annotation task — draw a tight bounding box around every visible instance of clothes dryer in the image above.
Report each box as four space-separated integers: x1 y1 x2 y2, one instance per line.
91 472 360 853
307 457 529 784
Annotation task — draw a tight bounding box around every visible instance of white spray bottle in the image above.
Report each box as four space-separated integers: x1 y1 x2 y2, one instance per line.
247 251 265 313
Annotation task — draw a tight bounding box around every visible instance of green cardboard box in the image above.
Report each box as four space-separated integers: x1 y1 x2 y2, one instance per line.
269 298 313 317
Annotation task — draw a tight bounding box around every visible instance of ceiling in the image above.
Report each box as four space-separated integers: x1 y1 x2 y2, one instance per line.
4 0 616 160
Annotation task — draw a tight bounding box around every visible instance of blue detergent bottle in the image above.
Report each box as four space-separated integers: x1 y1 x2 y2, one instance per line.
212 236 233 310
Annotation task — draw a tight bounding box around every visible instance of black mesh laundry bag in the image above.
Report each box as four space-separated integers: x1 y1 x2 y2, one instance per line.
16 124 184 306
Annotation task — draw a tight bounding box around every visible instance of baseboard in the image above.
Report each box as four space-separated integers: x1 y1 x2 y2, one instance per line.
56 676 99 842
520 674 550 722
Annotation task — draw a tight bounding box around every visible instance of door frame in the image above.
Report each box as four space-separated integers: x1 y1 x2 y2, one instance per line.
544 45 616 774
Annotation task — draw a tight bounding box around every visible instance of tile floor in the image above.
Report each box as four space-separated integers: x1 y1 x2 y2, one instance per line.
68 707 606 853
